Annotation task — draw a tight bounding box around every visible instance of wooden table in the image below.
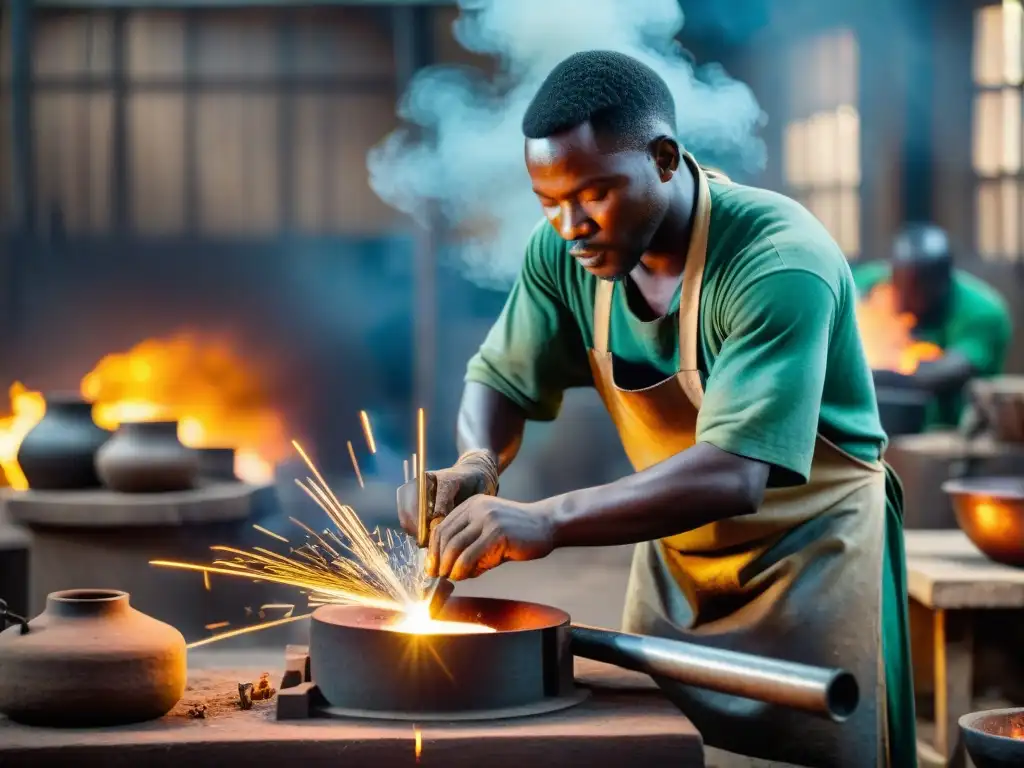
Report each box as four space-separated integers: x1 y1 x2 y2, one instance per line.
905 530 1024 768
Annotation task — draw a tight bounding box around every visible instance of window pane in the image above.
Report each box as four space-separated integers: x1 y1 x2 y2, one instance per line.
129 95 185 234
807 189 838 239
1000 178 1021 259
195 11 278 79
127 11 186 79
33 11 113 78
1005 0 1023 85
196 95 280 235
975 5 1005 86
293 8 395 79
836 105 861 185
807 110 838 186
293 93 399 234
976 181 1000 258
1001 87 1022 172
838 186 860 257
34 93 113 234
974 91 1003 176
784 120 807 187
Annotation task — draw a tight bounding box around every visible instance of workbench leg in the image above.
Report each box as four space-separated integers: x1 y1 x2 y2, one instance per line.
932 609 973 768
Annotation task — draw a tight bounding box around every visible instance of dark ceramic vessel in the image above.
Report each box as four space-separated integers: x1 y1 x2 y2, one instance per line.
95 421 200 493
16 395 110 490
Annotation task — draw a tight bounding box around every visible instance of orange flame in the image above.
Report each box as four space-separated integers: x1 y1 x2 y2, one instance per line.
0 333 289 489
414 728 422 762
856 284 943 375
0 383 47 490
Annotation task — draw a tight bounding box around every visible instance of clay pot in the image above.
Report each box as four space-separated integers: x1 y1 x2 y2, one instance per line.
196 447 237 481
0 589 186 726
95 421 200 493
16 395 110 490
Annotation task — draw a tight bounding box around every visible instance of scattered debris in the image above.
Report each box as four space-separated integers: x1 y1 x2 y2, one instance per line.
252 672 277 702
186 703 207 719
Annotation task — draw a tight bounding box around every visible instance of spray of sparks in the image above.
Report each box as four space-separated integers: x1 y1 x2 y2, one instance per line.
150 410 492 648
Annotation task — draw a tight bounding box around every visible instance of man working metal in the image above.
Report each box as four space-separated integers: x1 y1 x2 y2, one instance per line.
854 223 1011 430
398 51 915 767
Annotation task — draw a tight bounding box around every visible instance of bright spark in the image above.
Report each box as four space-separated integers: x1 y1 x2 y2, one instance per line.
151 434 477 647
347 440 365 489
360 410 377 454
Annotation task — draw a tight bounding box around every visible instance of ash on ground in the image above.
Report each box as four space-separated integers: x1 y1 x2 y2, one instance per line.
170 670 278 720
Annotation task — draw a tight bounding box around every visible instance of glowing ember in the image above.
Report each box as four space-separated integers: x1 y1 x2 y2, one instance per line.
384 601 496 636
856 284 943 375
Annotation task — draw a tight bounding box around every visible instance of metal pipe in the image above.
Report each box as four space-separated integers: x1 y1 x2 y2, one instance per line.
569 624 858 722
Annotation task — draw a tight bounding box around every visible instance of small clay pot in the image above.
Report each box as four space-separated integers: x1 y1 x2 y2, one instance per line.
0 589 186 726
196 447 237 481
95 421 200 493
16 395 111 490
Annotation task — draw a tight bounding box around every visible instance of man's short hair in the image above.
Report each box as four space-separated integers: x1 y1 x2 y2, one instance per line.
522 50 676 145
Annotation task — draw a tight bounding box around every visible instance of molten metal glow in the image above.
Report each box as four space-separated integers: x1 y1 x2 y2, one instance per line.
384 601 496 636
856 284 943 375
151 421 492 645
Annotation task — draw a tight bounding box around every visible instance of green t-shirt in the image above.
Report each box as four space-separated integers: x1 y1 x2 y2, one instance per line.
465 178 888 487
852 262 1012 428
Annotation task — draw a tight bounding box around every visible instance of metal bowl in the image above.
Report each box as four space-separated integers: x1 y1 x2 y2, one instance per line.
942 476 1024 567
960 707 1024 768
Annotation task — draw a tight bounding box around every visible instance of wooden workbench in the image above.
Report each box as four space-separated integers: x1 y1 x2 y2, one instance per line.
0 652 705 767
905 530 1024 768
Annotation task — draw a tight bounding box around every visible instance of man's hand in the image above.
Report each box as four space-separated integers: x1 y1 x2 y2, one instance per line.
425 496 555 581
396 450 500 540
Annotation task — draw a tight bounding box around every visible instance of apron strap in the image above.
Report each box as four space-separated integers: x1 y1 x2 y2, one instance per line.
677 153 713 374
593 280 614 356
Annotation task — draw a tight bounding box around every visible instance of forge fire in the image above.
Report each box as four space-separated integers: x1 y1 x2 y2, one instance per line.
0 333 288 489
855 283 943 375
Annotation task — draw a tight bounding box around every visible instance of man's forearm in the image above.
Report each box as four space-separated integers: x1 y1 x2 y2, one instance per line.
456 382 527 474
543 442 770 548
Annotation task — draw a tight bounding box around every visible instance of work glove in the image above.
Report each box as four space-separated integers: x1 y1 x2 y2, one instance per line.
396 449 500 545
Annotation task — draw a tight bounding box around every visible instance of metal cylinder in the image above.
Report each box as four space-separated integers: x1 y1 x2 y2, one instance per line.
310 597 576 716
569 624 859 722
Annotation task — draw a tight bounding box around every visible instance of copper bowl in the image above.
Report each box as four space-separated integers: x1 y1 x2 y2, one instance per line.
960 707 1024 768
942 476 1024 567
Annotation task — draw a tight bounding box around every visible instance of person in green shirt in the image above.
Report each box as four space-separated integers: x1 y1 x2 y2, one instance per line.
853 224 1012 430
397 51 915 767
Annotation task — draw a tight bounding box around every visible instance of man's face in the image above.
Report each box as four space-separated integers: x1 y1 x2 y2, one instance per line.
891 261 951 327
525 122 670 281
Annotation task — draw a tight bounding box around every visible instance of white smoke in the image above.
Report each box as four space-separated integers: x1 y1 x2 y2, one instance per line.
368 0 766 289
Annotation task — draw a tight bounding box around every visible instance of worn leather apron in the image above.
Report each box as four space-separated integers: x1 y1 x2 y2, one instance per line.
587 155 889 768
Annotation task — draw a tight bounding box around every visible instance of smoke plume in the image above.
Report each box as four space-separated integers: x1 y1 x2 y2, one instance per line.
368 0 767 289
